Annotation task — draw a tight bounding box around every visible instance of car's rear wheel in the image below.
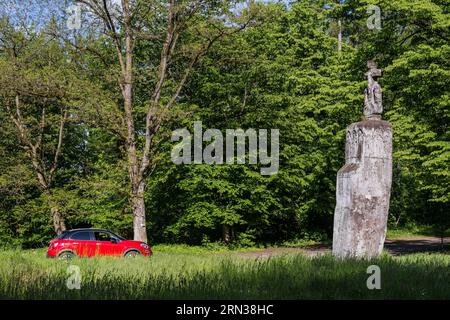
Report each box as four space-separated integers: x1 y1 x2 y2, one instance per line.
124 250 141 258
58 251 75 260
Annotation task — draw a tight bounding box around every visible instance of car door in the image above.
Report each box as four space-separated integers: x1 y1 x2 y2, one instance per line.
93 231 122 256
68 231 95 257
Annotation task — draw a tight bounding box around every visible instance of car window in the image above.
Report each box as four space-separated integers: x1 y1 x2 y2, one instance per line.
70 231 91 240
94 232 112 241
109 231 125 240
57 231 69 239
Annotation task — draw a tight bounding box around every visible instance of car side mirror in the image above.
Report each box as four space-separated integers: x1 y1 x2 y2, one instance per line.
111 238 118 244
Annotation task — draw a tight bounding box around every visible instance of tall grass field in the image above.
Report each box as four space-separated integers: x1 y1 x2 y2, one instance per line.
0 248 449 299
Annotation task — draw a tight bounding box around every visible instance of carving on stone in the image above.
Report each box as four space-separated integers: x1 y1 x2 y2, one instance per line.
364 60 383 120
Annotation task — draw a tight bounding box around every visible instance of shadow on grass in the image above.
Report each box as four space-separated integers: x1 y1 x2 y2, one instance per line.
384 238 450 256
292 237 450 256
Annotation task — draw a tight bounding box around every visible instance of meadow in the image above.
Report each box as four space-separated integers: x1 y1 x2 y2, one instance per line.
0 246 449 299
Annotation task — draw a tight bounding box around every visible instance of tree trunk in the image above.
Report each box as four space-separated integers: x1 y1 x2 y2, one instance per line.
121 52 148 242
337 19 342 52
394 213 402 228
126 134 148 243
127 143 148 243
43 187 66 235
51 206 66 235
131 181 148 242
222 224 231 244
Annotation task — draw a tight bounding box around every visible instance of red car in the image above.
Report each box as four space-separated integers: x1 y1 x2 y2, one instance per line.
46 228 152 259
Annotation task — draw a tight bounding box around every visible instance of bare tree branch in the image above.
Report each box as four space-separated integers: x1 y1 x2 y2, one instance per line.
48 108 68 184
139 10 257 178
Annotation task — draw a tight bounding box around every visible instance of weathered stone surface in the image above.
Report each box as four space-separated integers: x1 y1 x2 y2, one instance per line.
364 60 383 120
332 120 393 258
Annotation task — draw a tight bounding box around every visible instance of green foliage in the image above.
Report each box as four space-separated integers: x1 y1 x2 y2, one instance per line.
0 0 448 246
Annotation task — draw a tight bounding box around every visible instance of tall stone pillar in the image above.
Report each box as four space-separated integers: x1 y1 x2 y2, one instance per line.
332 61 393 259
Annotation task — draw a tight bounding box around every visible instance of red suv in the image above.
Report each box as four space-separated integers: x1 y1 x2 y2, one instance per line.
47 228 152 259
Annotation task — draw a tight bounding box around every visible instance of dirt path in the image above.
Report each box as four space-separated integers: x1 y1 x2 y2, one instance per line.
233 237 450 258
384 236 450 255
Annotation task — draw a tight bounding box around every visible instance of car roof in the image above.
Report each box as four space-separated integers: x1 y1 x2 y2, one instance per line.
64 228 110 233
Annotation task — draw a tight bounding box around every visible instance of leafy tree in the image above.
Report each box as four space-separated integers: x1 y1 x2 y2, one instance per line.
147 1 362 244
0 20 76 234
0 0 448 246
54 0 257 242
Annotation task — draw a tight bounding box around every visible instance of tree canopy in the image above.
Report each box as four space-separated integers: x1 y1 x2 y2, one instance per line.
0 0 448 247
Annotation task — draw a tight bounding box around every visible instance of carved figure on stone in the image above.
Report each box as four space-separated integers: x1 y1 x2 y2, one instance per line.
364 60 383 119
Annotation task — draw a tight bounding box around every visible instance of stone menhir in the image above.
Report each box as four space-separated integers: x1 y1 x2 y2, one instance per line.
332 61 393 258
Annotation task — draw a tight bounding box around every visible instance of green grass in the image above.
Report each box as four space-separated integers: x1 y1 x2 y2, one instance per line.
386 224 450 239
153 243 265 254
0 248 449 299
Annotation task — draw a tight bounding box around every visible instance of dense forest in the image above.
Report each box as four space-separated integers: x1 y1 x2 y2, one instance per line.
0 0 448 248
